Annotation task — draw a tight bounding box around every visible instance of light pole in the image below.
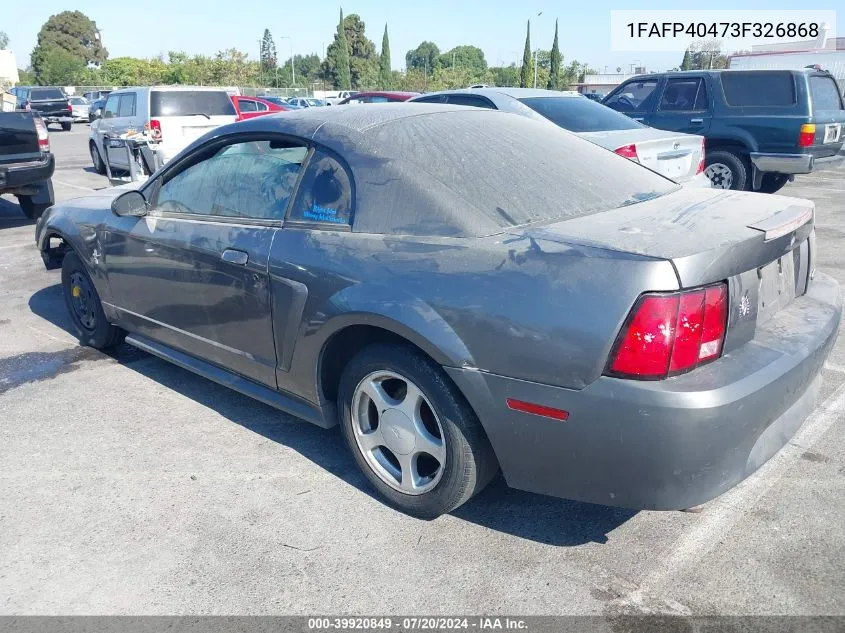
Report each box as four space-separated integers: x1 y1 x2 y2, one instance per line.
279 36 294 87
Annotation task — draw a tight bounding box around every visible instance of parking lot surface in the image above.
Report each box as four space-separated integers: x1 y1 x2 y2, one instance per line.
1 125 844 615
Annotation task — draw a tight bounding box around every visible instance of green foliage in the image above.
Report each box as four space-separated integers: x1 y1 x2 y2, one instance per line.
378 24 392 89
32 11 107 84
688 39 728 69
33 47 86 85
405 41 440 74
439 45 487 76
547 20 562 90
17 68 37 84
490 65 519 87
681 49 692 71
261 29 277 73
324 9 352 89
0 31 9 49
520 21 532 88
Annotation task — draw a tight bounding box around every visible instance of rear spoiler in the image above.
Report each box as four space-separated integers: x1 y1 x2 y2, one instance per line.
748 203 814 242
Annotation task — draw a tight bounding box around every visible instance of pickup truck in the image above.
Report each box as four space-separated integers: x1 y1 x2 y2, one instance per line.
0 111 56 219
9 86 74 131
603 69 845 193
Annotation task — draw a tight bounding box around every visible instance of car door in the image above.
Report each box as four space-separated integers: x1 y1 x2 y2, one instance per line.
603 77 662 123
102 134 310 388
647 75 712 135
104 93 138 169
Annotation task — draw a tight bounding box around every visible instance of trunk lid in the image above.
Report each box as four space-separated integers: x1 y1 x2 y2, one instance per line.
513 188 814 289
579 128 703 183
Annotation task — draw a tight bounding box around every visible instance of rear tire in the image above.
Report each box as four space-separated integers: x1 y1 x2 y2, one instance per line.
90 142 106 174
61 251 124 349
338 343 498 519
17 195 50 220
61 122 72 131
757 173 790 194
705 149 748 191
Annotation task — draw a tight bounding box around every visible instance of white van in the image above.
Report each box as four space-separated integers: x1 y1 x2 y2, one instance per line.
89 85 237 174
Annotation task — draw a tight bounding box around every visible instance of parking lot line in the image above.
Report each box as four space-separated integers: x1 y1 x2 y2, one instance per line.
618 377 845 612
52 179 95 192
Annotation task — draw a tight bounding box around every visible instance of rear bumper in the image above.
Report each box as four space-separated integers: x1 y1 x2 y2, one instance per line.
447 272 841 510
750 151 844 175
0 154 55 192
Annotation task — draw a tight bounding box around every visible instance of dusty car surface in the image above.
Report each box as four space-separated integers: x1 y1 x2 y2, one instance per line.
35 105 841 518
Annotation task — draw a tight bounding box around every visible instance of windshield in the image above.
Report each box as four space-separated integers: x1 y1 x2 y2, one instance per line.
306 99 324 106
519 96 645 132
150 90 236 117
30 88 65 101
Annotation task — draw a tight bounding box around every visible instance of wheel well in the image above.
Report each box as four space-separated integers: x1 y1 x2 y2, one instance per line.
41 232 69 269
706 140 749 156
319 325 436 403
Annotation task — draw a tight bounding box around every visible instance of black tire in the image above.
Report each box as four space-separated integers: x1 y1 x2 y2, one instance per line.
338 343 498 519
61 122 72 131
61 251 124 349
704 149 748 191
90 142 106 174
17 195 50 220
757 173 790 194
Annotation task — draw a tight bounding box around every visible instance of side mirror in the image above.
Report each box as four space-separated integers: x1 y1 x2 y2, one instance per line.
111 190 148 217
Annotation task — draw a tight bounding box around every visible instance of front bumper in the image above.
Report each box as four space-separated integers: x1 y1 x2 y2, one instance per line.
447 272 841 510
0 154 55 192
750 151 844 175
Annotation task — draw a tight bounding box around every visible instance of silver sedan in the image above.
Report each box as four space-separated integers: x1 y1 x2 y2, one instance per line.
68 96 90 122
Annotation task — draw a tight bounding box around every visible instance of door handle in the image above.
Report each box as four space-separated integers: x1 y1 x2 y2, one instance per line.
690 118 704 124
221 248 249 265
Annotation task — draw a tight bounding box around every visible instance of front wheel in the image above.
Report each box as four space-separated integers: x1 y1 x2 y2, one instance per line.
338 343 498 519
704 149 748 190
61 251 124 349
90 142 106 174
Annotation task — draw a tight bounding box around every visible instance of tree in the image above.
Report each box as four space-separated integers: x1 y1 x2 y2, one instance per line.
490 65 519 87
323 9 352 89
379 24 392 89
681 48 692 71
31 11 107 83
689 39 728 70
439 45 487 76
260 29 277 73
17 68 37 84
519 21 532 88
0 31 9 49
405 41 440 74
34 47 86 85
547 19 561 90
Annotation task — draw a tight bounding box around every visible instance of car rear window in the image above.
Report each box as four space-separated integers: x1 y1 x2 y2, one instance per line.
361 110 679 237
150 90 236 117
30 88 65 100
519 96 644 132
810 76 844 111
720 71 796 106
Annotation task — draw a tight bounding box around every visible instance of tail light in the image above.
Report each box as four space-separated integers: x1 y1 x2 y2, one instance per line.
696 138 705 174
68 103 73 112
606 283 728 380
615 144 639 162
798 123 816 147
147 119 162 142
34 117 50 152
23 101 31 111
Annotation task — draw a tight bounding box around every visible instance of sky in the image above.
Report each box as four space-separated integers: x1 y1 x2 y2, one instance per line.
3 0 842 75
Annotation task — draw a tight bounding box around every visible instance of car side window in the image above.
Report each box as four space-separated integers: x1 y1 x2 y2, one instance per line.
256 101 269 111
239 99 257 112
659 78 706 111
288 150 353 227
156 139 309 221
117 93 136 117
445 95 496 109
369 96 389 103
103 95 120 119
605 79 658 112
413 95 447 104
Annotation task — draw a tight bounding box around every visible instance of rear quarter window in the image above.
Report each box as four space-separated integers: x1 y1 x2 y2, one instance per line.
288 150 354 227
720 71 796 106
810 76 844 111
150 90 237 117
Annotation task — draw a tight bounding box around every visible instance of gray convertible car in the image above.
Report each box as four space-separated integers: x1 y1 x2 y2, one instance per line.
36 105 841 518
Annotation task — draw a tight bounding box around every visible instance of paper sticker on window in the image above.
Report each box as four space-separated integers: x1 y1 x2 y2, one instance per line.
304 203 346 224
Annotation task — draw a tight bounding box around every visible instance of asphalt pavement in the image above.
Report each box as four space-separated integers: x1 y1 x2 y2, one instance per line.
1 124 844 615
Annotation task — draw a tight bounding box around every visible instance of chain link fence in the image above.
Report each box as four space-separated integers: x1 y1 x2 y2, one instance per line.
65 85 316 98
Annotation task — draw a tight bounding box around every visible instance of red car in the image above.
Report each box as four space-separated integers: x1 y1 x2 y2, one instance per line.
231 95 288 121
337 91 420 104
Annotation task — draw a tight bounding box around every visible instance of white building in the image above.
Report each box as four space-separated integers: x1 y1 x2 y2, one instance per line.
0 50 20 87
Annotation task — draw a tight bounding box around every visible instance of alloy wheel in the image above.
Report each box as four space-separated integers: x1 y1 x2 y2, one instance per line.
705 163 733 189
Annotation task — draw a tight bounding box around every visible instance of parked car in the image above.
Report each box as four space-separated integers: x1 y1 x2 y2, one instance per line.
603 69 845 193
10 86 73 131
231 95 288 120
582 92 605 102
88 98 106 123
82 90 112 102
257 95 292 108
0 111 55 219
323 90 357 105
287 97 326 108
36 105 840 518
410 88 709 187
68 96 90 122
88 86 238 175
338 91 420 104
